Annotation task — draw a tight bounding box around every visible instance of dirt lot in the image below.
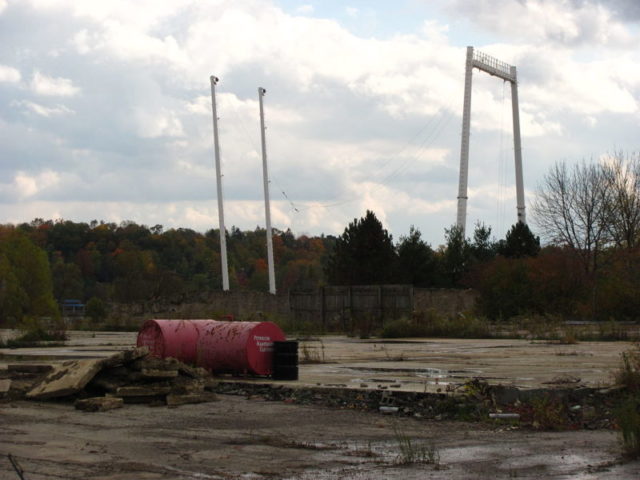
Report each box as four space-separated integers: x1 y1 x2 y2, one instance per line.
2 394 639 480
1 331 639 479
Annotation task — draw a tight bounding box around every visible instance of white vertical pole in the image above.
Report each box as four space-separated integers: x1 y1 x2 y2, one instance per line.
456 46 474 235
210 76 230 291
258 87 276 295
510 66 526 225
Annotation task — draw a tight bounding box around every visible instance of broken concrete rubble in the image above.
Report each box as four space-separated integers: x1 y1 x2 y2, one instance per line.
75 396 124 412
26 358 106 399
0 379 10 397
4 347 219 409
212 379 623 430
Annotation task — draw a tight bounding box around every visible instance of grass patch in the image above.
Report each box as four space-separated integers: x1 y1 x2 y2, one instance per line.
615 396 640 458
530 394 570 430
380 311 639 342
392 424 440 466
381 311 492 339
0 317 67 348
615 345 640 393
299 339 325 364
613 344 640 458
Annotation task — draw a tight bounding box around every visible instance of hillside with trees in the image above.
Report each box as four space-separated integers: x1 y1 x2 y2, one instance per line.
1 153 640 325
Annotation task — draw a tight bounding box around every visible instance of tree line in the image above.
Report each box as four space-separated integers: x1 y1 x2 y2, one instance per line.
1 152 639 325
0 211 537 325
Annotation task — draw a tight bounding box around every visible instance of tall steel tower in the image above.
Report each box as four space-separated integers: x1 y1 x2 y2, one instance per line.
457 46 526 235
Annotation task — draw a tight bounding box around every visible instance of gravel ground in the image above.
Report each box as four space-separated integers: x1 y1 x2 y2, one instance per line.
1 394 639 480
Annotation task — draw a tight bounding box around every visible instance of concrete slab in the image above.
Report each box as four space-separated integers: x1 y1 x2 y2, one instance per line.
0 379 10 395
75 396 124 412
26 358 104 399
2 330 634 393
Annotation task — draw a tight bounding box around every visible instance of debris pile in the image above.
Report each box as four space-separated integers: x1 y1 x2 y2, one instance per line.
0 347 218 411
214 380 621 429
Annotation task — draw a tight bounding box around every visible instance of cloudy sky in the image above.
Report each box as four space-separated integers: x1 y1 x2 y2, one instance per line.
1 0 639 246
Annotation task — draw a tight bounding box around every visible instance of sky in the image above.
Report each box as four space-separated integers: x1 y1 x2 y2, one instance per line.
1 0 639 246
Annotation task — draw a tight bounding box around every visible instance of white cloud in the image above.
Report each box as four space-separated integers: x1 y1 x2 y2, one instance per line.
133 108 185 138
446 0 634 47
296 4 314 15
0 0 6 15
31 71 80 96
0 64 21 83
13 171 60 199
2 0 640 244
13 100 74 117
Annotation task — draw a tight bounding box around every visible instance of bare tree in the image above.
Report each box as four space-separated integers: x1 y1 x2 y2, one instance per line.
533 160 611 276
601 151 640 250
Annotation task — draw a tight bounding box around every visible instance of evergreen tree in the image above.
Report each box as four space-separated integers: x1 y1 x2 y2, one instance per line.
470 221 496 263
396 226 437 286
498 222 541 258
326 211 397 285
442 225 470 287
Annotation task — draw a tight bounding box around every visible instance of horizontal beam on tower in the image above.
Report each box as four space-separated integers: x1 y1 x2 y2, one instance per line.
472 49 516 83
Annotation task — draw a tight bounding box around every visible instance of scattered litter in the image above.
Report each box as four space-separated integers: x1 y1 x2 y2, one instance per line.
489 413 520 420
543 375 581 385
379 406 399 414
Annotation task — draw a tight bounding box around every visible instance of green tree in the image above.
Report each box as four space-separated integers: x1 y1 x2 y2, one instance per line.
442 225 470 287
0 228 59 324
498 222 541 258
85 296 107 322
51 255 84 301
469 221 496 263
326 210 397 285
396 226 437 286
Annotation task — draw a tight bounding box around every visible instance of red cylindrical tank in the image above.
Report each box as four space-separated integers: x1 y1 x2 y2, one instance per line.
136 319 213 364
196 321 286 375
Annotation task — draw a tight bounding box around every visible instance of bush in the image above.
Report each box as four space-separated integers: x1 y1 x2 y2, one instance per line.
616 396 640 458
380 311 493 339
2 316 67 348
381 317 428 338
530 394 569 430
85 297 108 322
615 344 640 393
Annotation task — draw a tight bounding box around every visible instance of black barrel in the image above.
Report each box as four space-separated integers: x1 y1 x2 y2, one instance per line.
272 341 299 380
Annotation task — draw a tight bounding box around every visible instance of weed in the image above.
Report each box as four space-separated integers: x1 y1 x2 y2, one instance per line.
381 310 493 339
392 424 440 467
299 338 325 364
559 326 579 344
530 394 569 430
613 344 640 458
378 345 405 362
348 440 378 458
614 345 640 393
615 396 640 458
1 317 67 348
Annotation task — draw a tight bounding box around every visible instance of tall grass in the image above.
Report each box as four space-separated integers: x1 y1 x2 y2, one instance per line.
392 424 440 466
614 344 640 458
381 311 492 339
0 316 67 348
